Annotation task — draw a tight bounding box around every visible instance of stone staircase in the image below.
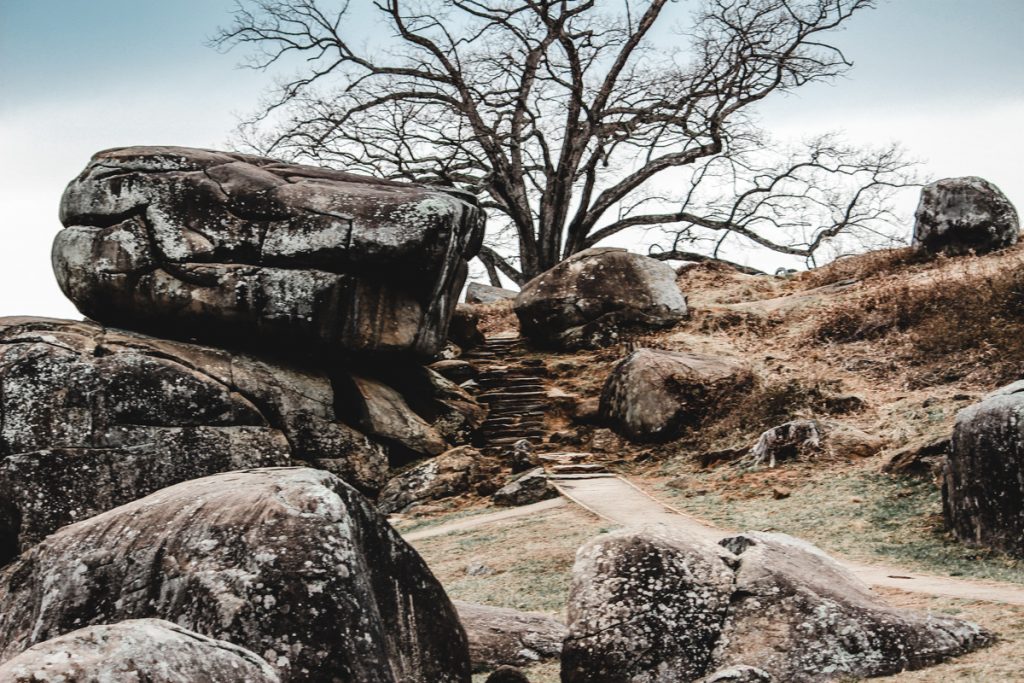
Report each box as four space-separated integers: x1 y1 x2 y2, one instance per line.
462 337 549 455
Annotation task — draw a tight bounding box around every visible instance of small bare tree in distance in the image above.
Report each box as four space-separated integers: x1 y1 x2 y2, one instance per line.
215 0 918 284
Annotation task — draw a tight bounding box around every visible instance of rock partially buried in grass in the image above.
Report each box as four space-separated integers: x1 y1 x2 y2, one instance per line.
599 348 753 442
492 468 558 506
913 176 1019 256
454 600 566 672
514 248 688 349
0 467 472 682
55 146 484 359
562 528 991 683
0 619 281 682
945 381 1024 556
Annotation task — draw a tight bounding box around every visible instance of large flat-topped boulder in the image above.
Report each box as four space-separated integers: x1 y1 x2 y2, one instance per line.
55 146 485 359
0 317 479 560
514 248 688 349
0 468 472 683
0 619 281 682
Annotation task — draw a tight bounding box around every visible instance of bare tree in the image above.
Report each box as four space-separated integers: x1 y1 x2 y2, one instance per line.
215 0 917 284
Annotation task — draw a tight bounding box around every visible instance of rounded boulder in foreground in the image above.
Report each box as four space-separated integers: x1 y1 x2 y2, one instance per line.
0 467 471 683
0 619 281 682
913 176 1019 255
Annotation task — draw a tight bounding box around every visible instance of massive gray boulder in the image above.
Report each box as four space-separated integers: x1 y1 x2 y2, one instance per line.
599 348 753 442
944 381 1024 556
454 601 566 672
562 529 736 682
562 529 990 683
0 619 281 682
913 176 1019 256
54 146 484 359
0 317 483 561
0 468 472 683
514 248 688 349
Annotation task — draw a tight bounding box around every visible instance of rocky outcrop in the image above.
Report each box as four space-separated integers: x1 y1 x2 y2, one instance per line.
599 348 753 442
454 600 565 671
492 468 558 506
562 529 990 683
377 446 484 513
0 317 416 560
913 176 1019 256
0 468 471 683
0 619 281 682
55 146 484 359
945 381 1024 555
467 282 517 304
514 248 688 349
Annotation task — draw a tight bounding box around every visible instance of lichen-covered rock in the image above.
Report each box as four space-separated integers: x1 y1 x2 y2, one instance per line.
561 528 736 682
696 665 772 683
492 468 558 507
944 381 1024 555
0 317 399 560
913 176 1019 256
561 528 991 683
0 619 281 682
514 248 688 349
713 533 991 681
55 146 485 359
377 446 482 513
485 666 531 683
454 600 565 671
599 348 753 442
0 468 472 683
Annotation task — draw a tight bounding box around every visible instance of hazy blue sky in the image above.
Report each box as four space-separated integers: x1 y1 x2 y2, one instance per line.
1 0 1022 317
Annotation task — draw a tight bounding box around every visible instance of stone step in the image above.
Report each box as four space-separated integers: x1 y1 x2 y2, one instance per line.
486 435 543 446
547 463 608 475
538 452 593 464
546 472 617 480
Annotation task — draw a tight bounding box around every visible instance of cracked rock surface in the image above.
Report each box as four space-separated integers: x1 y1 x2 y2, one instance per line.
562 529 991 682
0 317 484 561
514 248 688 349
0 467 471 683
0 619 281 682
54 146 484 359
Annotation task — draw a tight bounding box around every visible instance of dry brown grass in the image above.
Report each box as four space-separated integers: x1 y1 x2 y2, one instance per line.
811 248 1024 387
474 299 519 337
800 246 928 288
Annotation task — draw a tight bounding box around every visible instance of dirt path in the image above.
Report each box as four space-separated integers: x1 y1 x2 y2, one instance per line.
551 474 1024 606
400 498 566 541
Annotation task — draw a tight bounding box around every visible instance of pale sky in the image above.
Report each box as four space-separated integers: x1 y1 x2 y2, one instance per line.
1 0 1022 318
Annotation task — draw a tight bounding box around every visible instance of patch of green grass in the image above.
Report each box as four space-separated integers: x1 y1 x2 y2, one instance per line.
410 505 609 614
654 465 1024 585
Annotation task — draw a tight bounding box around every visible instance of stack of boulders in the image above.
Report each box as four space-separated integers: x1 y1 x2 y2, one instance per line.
0 146 489 680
